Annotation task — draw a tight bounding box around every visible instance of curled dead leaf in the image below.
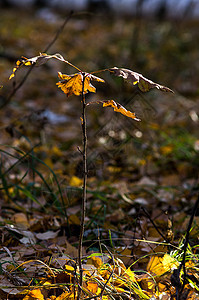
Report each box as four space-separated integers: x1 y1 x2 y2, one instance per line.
9 53 65 80
88 100 140 121
109 67 174 93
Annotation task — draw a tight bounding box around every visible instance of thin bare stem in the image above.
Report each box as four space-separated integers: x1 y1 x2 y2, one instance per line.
90 68 110 74
1 12 73 109
177 194 199 299
44 11 73 53
61 58 82 72
78 74 87 299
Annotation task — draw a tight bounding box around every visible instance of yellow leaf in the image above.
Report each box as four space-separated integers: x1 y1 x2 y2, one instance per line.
147 256 164 275
160 145 174 155
86 281 98 294
50 146 63 157
69 175 83 187
162 253 179 272
68 214 80 225
9 67 18 80
22 289 44 300
65 265 75 272
43 157 54 169
56 72 103 97
147 254 179 276
9 53 65 80
103 100 140 121
56 291 76 300
89 100 140 121
88 256 103 269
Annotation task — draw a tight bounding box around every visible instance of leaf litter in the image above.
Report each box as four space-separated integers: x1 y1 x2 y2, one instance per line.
0 7 199 300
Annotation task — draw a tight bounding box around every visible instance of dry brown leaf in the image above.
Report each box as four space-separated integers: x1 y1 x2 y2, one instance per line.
12 212 29 229
9 53 65 80
35 230 60 240
109 67 174 93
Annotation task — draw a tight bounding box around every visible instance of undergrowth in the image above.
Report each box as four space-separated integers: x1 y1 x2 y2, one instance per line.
0 10 199 300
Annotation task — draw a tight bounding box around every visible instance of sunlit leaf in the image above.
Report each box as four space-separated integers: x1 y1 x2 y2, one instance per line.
162 254 179 272
87 256 103 269
109 67 174 93
56 72 104 97
56 291 76 300
88 100 140 121
86 281 98 294
69 175 83 187
65 265 75 273
22 289 44 300
9 53 65 80
147 256 165 275
147 254 179 276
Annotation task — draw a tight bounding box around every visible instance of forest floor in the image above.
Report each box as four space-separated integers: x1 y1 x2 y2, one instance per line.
0 7 199 300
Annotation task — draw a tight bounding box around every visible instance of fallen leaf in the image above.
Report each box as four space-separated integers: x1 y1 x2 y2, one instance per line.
0 275 21 295
86 281 98 294
147 254 179 276
109 67 174 93
56 291 76 300
12 212 29 229
22 289 44 300
36 230 60 240
69 175 83 187
87 256 103 269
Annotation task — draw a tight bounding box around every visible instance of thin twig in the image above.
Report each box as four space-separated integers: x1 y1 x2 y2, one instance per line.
0 12 73 109
141 206 167 241
44 11 73 53
177 194 199 299
78 74 87 300
100 244 116 300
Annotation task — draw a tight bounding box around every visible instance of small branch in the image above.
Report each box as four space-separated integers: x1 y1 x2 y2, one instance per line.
1 12 73 109
99 244 115 300
78 74 87 299
44 11 73 53
177 194 199 299
90 68 110 75
141 207 167 241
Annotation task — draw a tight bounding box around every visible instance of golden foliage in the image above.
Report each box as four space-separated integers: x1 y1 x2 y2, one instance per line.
88 100 140 121
22 289 44 300
147 254 179 276
56 72 104 97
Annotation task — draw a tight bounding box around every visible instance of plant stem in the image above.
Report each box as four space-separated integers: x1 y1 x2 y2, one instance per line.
78 74 87 299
